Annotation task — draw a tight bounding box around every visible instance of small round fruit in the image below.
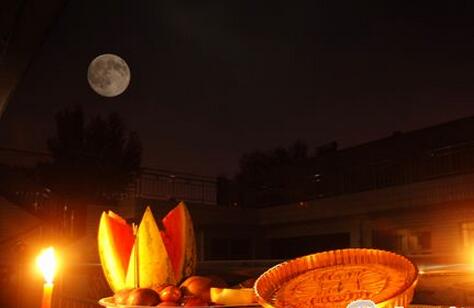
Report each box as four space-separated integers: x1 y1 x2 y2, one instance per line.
158 301 179 307
180 276 211 297
153 284 172 294
183 296 208 307
113 288 132 304
160 285 182 302
126 288 161 306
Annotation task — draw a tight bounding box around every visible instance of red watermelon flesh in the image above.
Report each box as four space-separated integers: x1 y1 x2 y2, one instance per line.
107 211 134 272
161 202 197 283
98 211 135 292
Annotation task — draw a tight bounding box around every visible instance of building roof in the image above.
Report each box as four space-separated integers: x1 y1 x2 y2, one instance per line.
337 115 474 165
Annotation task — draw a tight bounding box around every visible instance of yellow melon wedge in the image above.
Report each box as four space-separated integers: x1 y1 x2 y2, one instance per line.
125 207 176 288
210 288 256 305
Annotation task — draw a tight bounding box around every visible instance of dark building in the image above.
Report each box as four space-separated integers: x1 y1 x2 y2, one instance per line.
248 116 474 263
241 115 474 208
104 115 474 264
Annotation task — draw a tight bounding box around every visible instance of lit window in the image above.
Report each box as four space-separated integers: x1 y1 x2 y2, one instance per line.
396 230 431 254
407 231 431 252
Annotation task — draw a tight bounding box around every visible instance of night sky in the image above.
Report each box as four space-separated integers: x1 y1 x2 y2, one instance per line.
1 1 474 176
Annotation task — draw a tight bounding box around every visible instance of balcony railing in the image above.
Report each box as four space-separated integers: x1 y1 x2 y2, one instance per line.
130 168 217 205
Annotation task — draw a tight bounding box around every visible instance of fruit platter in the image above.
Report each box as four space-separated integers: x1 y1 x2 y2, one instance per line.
97 202 418 307
98 202 259 307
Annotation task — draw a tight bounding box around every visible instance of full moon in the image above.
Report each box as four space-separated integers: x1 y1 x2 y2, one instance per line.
87 54 131 97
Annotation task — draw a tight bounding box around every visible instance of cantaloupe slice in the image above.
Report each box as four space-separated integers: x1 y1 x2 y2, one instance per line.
210 287 256 305
161 202 197 283
125 207 176 288
98 211 134 293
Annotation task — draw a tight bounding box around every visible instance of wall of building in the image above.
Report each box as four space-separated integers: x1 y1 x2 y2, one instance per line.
257 172 474 262
370 205 474 262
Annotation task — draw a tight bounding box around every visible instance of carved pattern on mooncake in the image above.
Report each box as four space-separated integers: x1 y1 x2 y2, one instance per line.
275 265 406 308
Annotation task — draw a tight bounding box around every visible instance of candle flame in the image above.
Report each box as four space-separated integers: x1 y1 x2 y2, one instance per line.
37 247 57 284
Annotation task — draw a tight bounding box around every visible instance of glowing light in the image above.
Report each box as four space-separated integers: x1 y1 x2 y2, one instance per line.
37 247 57 284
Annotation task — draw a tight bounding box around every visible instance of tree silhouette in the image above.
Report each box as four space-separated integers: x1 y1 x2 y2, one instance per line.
41 106 142 202
234 140 310 207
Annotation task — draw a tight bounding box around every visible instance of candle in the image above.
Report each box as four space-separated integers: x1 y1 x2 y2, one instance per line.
41 283 53 308
37 247 57 308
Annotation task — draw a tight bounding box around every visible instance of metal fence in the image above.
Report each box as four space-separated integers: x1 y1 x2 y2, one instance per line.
131 168 217 205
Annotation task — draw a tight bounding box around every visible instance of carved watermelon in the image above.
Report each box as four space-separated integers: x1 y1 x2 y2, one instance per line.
98 211 134 292
98 202 197 292
161 202 197 283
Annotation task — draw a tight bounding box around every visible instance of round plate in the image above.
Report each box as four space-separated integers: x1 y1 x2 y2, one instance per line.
254 248 418 308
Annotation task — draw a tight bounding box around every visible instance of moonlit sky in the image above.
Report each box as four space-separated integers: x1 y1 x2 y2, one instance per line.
1 1 474 176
